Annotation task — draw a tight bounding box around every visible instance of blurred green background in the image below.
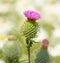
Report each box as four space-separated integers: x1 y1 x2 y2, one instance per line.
0 0 60 63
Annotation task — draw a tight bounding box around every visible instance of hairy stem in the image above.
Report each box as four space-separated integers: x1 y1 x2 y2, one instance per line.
27 46 30 63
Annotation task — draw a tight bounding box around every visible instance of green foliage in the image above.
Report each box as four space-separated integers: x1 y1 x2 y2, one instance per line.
53 56 60 63
0 49 3 59
0 0 17 4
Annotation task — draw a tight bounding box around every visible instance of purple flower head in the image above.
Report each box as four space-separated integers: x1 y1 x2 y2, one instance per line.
24 10 41 21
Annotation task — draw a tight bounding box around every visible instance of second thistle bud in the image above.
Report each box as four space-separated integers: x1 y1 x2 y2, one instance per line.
2 36 21 63
35 39 50 63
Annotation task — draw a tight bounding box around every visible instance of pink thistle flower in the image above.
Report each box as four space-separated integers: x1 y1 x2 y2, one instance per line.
24 10 41 20
42 39 49 48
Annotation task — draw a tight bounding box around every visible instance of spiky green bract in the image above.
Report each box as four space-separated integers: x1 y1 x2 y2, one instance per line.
23 19 39 39
35 48 50 63
2 40 21 63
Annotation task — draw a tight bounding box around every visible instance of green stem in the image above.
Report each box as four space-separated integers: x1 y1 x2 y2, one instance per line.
27 46 30 63
26 38 33 63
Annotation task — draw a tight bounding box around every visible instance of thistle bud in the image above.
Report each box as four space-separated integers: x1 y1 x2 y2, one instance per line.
22 10 41 39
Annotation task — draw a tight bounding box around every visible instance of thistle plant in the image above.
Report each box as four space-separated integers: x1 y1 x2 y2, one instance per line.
23 10 40 39
22 10 41 63
2 36 21 63
35 39 51 63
